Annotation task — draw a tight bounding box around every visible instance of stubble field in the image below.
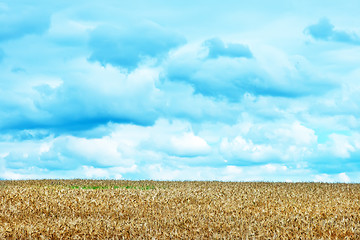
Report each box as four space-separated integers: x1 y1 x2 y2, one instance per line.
0 180 359 239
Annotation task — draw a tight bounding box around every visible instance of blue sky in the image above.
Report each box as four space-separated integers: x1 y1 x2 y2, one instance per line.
1 0 360 182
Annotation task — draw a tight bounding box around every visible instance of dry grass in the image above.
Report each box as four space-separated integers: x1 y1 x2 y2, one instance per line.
0 180 359 239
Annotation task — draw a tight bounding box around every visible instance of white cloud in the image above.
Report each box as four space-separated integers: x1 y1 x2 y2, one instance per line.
314 173 332 182
261 164 287 173
1 0 360 182
224 165 243 175
314 172 351 183
271 122 317 146
329 134 355 158
1 171 27 180
338 172 350 183
143 163 310 182
220 136 277 162
319 133 360 159
65 136 125 166
80 165 136 179
82 165 109 179
170 132 211 157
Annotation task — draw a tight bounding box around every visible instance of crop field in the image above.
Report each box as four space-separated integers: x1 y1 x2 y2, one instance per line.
0 180 359 239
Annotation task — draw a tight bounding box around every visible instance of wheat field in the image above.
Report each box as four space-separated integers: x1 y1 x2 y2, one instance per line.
0 180 359 239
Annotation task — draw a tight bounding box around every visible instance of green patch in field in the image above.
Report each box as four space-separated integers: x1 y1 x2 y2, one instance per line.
68 185 156 190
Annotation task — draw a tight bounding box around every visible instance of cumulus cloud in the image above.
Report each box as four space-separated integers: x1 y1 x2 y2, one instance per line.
165 55 272 101
220 136 277 163
88 22 186 70
327 134 356 158
81 165 136 179
269 122 317 146
1 134 135 171
0 61 163 132
218 122 317 164
46 12 93 46
56 136 132 167
305 18 360 45
203 38 252 59
156 80 242 124
314 172 351 183
304 132 360 174
1 117 359 180
144 164 311 182
338 172 351 183
170 132 211 157
0 1 51 41
110 119 212 159
318 133 360 159
0 120 211 179
165 42 334 101
1 1 360 182
0 53 248 133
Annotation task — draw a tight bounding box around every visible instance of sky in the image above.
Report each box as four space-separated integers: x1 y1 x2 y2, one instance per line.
1 0 360 182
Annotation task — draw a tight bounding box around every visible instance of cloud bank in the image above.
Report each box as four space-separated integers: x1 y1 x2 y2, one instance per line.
305 18 360 45
203 38 253 59
89 23 186 70
0 1 51 41
1 1 360 182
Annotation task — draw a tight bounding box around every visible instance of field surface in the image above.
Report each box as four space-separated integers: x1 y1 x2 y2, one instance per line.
0 180 359 239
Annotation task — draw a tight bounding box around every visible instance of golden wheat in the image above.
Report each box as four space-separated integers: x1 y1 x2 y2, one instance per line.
0 180 359 239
